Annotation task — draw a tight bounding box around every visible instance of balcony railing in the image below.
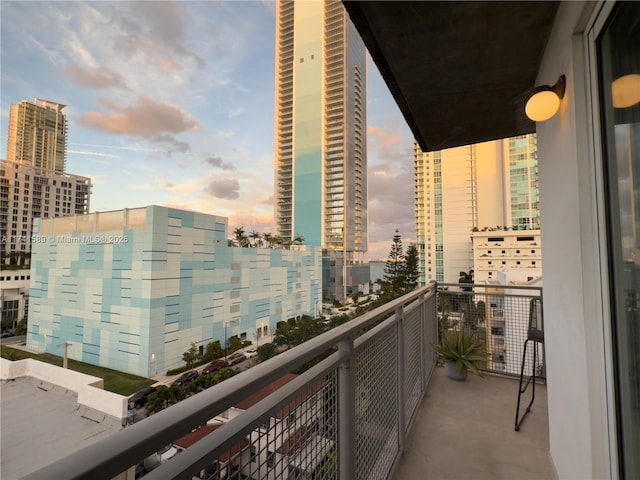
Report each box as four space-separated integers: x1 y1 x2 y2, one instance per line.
437 282 543 377
24 282 543 480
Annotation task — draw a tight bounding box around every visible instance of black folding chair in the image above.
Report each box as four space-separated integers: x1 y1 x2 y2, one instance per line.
515 297 545 431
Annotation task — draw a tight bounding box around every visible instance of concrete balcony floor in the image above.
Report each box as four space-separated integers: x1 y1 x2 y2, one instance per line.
394 366 553 480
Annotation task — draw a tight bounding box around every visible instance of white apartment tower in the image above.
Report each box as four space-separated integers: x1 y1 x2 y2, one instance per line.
7 98 68 174
274 0 368 302
414 134 540 284
2 98 91 326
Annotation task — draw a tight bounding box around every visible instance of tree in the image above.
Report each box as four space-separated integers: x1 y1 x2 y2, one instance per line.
233 227 248 247
257 343 277 362
182 342 202 370
275 315 326 347
14 318 27 336
273 235 284 248
1 317 14 332
249 230 262 248
204 341 223 362
459 269 474 291
293 234 305 245
145 385 185 415
379 230 405 301
263 232 275 248
403 244 420 294
227 335 242 353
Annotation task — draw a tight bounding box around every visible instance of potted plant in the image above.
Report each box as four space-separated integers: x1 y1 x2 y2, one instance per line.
436 329 488 380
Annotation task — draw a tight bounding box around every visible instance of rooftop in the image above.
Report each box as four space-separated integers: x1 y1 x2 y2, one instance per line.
1 376 121 479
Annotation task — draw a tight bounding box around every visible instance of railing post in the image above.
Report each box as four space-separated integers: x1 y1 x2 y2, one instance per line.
339 336 355 479
396 305 406 449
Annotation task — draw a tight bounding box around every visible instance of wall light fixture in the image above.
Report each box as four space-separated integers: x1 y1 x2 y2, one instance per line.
525 75 566 122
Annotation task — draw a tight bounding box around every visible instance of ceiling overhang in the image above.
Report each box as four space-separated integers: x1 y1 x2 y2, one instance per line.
343 1 560 152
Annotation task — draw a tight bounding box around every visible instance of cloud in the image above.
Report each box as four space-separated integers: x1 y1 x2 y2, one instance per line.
204 179 240 199
367 166 416 251
205 155 236 171
368 125 406 162
67 149 120 159
79 96 199 137
152 134 190 154
257 194 273 205
114 1 204 70
227 212 274 234
63 64 127 89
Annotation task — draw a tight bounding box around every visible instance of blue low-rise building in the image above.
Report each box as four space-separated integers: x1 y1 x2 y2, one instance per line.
27 206 321 377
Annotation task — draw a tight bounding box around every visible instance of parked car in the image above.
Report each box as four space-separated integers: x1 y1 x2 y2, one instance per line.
143 444 180 471
128 385 157 409
0 331 14 339
202 359 227 375
226 352 245 366
173 370 199 387
243 347 258 359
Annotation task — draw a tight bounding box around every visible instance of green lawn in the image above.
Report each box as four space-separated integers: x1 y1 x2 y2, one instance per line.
0 346 154 395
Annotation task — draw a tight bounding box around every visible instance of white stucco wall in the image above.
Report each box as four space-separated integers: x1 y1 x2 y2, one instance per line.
536 2 615 479
1 358 127 419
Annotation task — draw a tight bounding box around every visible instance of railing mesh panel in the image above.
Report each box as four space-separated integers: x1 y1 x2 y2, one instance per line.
424 293 437 376
403 304 423 431
355 325 399 480
438 286 544 378
31 285 441 480
203 370 339 480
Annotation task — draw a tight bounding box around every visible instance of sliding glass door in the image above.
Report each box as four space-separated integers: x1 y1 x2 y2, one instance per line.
598 3 640 478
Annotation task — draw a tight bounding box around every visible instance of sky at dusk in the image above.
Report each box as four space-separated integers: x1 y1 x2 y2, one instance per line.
0 1 416 260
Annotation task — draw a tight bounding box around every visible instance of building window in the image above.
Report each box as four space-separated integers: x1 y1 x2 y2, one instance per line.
2 300 19 320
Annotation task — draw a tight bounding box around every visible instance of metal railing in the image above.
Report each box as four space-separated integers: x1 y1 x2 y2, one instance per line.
437 283 544 378
24 284 438 480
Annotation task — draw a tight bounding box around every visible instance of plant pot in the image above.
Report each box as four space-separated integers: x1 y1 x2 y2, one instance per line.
444 361 467 381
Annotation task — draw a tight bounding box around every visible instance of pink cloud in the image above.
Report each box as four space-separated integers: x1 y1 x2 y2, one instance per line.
79 96 199 137
63 64 127 89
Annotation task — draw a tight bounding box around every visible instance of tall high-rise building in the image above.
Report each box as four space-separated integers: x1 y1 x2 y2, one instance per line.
414 134 540 284
7 98 68 173
2 98 90 327
0 160 91 325
274 0 368 302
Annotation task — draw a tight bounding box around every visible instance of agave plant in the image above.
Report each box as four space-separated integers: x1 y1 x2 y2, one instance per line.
436 329 488 378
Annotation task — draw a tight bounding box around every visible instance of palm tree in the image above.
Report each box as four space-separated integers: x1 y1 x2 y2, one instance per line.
249 230 262 248
459 269 474 285
459 269 474 296
293 234 305 245
233 227 248 247
263 232 274 248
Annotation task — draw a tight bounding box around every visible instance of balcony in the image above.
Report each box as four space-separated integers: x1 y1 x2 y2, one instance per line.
393 367 550 480
24 283 549 480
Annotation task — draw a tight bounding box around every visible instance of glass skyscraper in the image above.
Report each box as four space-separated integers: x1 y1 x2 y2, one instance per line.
414 134 540 284
274 0 368 302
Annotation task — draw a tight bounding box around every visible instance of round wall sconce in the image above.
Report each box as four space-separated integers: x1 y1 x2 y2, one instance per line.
612 74 640 109
525 75 566 122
